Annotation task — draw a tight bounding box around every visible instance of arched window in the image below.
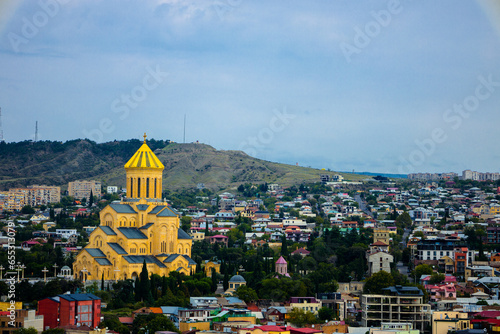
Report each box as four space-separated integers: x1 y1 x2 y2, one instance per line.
137 178 141 197
146 178 150 198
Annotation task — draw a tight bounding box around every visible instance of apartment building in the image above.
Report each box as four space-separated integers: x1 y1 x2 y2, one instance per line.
361 286 431 332
68 180 101 201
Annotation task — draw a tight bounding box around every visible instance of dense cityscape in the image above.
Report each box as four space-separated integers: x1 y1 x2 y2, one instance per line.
1 139 500 334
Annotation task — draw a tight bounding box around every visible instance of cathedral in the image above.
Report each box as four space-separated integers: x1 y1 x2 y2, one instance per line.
73 135 196 282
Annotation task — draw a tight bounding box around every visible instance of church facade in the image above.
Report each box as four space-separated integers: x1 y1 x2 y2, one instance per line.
73 136 196 281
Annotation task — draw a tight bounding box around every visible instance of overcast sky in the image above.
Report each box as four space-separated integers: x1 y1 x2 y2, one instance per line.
1 0 500 175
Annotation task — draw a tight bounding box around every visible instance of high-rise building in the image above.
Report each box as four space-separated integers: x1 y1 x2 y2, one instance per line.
73 136 195 282
68 180 101 201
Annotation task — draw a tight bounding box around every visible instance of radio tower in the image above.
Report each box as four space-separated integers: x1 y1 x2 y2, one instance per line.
34 121 38 142
0 107 4 143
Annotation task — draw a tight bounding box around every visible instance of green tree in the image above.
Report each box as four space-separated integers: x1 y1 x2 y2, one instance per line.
42 329 66 334
317 307 335 321
235 285 258 303
428 273 445 285
363 271 395 294
21 205 35 214
14 328 37 334
287 307 317 327
411 264 433 282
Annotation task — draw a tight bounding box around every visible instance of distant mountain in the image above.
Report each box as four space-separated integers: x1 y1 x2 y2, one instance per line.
0 139 367 191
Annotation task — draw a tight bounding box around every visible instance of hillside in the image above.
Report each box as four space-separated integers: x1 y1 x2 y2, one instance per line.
0 139 367 191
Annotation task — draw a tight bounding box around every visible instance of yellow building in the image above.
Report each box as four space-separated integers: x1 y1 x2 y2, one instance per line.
432 311 470 334
203 261 221 277
374 228 391 246
73 135 195 281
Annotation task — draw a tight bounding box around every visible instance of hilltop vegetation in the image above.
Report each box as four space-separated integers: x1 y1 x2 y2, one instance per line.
0 139 365 191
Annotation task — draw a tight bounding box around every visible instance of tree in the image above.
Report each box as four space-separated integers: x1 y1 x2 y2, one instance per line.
317 307 335 322
287 307 317 327
428 273 445 285
411 264 433 282
363 271 395 294
88 190 94 208
21 205 35 214
14 328 38 334
235 285 258 303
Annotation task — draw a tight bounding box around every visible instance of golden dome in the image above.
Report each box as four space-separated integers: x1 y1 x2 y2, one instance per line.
124 133 164 169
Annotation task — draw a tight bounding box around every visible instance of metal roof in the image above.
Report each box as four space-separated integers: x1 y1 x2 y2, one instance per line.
140 223 154 230
163 254 180 263
117 227 148 239
136 204 149 211
85 248 106 258
58 293 101 301
149 205 167 214
107 242 128 255
95 258 113 266
178 228 192 240
182 255 197 265
109 203 137 214
122 255 166 268
157 207 178 217
99 226 117 235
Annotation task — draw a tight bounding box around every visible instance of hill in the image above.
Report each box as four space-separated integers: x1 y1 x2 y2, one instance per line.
0 139 367 191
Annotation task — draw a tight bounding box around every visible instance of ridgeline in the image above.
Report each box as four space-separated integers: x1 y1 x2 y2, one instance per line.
0 139 366 191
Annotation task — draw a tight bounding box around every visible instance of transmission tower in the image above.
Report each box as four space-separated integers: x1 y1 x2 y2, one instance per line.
34 121 38 142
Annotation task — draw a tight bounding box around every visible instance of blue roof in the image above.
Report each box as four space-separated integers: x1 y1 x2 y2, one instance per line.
161 306 180 315
85 248 106 258
136 204 149 211
58 293 101 301
108 243 128 255
122 255 166 268
178 228 192 240
157 207 178 217
140 223 154 230
163 254 180 263
95 258 112 266
99 226 117 235
182 255 197 265
109 203 137 214
149 205 167 214
382 285 423 296
117 227 148 239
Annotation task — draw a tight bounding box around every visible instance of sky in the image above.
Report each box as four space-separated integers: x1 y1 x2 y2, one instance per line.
1 0 500 175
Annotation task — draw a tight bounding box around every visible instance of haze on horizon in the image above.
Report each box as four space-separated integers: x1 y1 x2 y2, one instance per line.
1 0 499 175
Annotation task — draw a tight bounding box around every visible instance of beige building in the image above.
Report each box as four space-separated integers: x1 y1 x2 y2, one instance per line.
432 311 470 334
370 323 419 334
374 228 391 246
0 309 44 333
68 180 101 201
361 286 431 332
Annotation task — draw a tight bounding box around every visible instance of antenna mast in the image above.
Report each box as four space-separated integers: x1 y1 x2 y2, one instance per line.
0 107 3 142
35 121 38 142
183 114 186 143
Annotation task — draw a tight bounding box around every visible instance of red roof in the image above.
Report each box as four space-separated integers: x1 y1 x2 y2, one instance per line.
291 247 310 255
276 256 287 264
371 241 388 246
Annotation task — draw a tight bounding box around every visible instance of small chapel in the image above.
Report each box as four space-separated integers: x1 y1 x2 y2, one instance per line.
73 135 196 282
